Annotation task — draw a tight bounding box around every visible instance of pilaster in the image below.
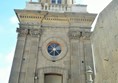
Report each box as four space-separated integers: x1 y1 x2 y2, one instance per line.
82 32 94 82
68 30 82 83
24 28 42 83
9 28 28 83
18 28 31 83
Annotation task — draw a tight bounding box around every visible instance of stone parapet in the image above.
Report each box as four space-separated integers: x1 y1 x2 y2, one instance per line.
25 2 87 13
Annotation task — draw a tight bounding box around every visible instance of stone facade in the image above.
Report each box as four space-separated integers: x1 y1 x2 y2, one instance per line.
91 0 118 83
9 0 97 83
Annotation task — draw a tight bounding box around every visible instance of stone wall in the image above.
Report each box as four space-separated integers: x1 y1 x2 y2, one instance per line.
91 0 118 83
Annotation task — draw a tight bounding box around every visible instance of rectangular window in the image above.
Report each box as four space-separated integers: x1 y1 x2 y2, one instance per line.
58 0 61 4
45 74 62 83
52 0 56 4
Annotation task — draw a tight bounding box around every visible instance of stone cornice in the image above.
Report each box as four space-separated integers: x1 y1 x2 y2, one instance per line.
15 9 97 27
19 22 41 28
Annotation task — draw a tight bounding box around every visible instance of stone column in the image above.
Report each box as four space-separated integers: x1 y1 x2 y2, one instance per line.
68 30 82 83
9 28 28 83
24 28 42 83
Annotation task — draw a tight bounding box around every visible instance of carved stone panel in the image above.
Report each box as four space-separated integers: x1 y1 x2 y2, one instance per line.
30 29 42 37
68 30 81 40
17 28 28 37
82 32 91 40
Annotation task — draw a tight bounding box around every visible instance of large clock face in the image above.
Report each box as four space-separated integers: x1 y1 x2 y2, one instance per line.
47 43 61 56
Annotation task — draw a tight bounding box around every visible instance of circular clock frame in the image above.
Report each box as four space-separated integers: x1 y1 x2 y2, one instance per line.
42 37 68 61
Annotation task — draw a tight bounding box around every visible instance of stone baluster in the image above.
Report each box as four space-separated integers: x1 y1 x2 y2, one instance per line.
53 5 55 10
60 5 63 11
86 66 93 83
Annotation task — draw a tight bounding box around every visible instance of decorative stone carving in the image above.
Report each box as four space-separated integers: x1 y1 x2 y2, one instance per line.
30 29 42 37
17 28 28 37
82 32 91 40
68 30 81 40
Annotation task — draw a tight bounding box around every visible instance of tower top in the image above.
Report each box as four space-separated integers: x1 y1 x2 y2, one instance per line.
25 0 87 13
35 0 74 5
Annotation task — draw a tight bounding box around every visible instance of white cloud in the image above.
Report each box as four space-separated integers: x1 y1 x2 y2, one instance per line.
5 49 15 64
0 49 15 83
75 0 112 13
0 67 11 83
10 16 19 24
86 0 112 13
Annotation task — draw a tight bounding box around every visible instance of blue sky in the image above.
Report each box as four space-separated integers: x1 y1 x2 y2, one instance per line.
0 0 112 83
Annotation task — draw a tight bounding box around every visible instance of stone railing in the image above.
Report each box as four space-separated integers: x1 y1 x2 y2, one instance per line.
42 3 71 12
25 2 87 12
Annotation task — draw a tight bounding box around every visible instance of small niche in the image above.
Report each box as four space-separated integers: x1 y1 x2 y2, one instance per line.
82 61 84 63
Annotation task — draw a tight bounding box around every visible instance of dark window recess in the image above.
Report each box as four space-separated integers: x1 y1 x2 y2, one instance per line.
52 0 56 4
58 0 61 4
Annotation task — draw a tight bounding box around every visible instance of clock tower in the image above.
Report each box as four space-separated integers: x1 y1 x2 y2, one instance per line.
9 0 97 83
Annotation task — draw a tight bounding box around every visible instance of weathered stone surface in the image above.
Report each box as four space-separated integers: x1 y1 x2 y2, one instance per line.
91 0 118 83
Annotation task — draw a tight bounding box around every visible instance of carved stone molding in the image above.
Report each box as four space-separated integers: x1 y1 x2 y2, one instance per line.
30 29 42 37
17 28 28 37
68 30 81 40
19 22 41 29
